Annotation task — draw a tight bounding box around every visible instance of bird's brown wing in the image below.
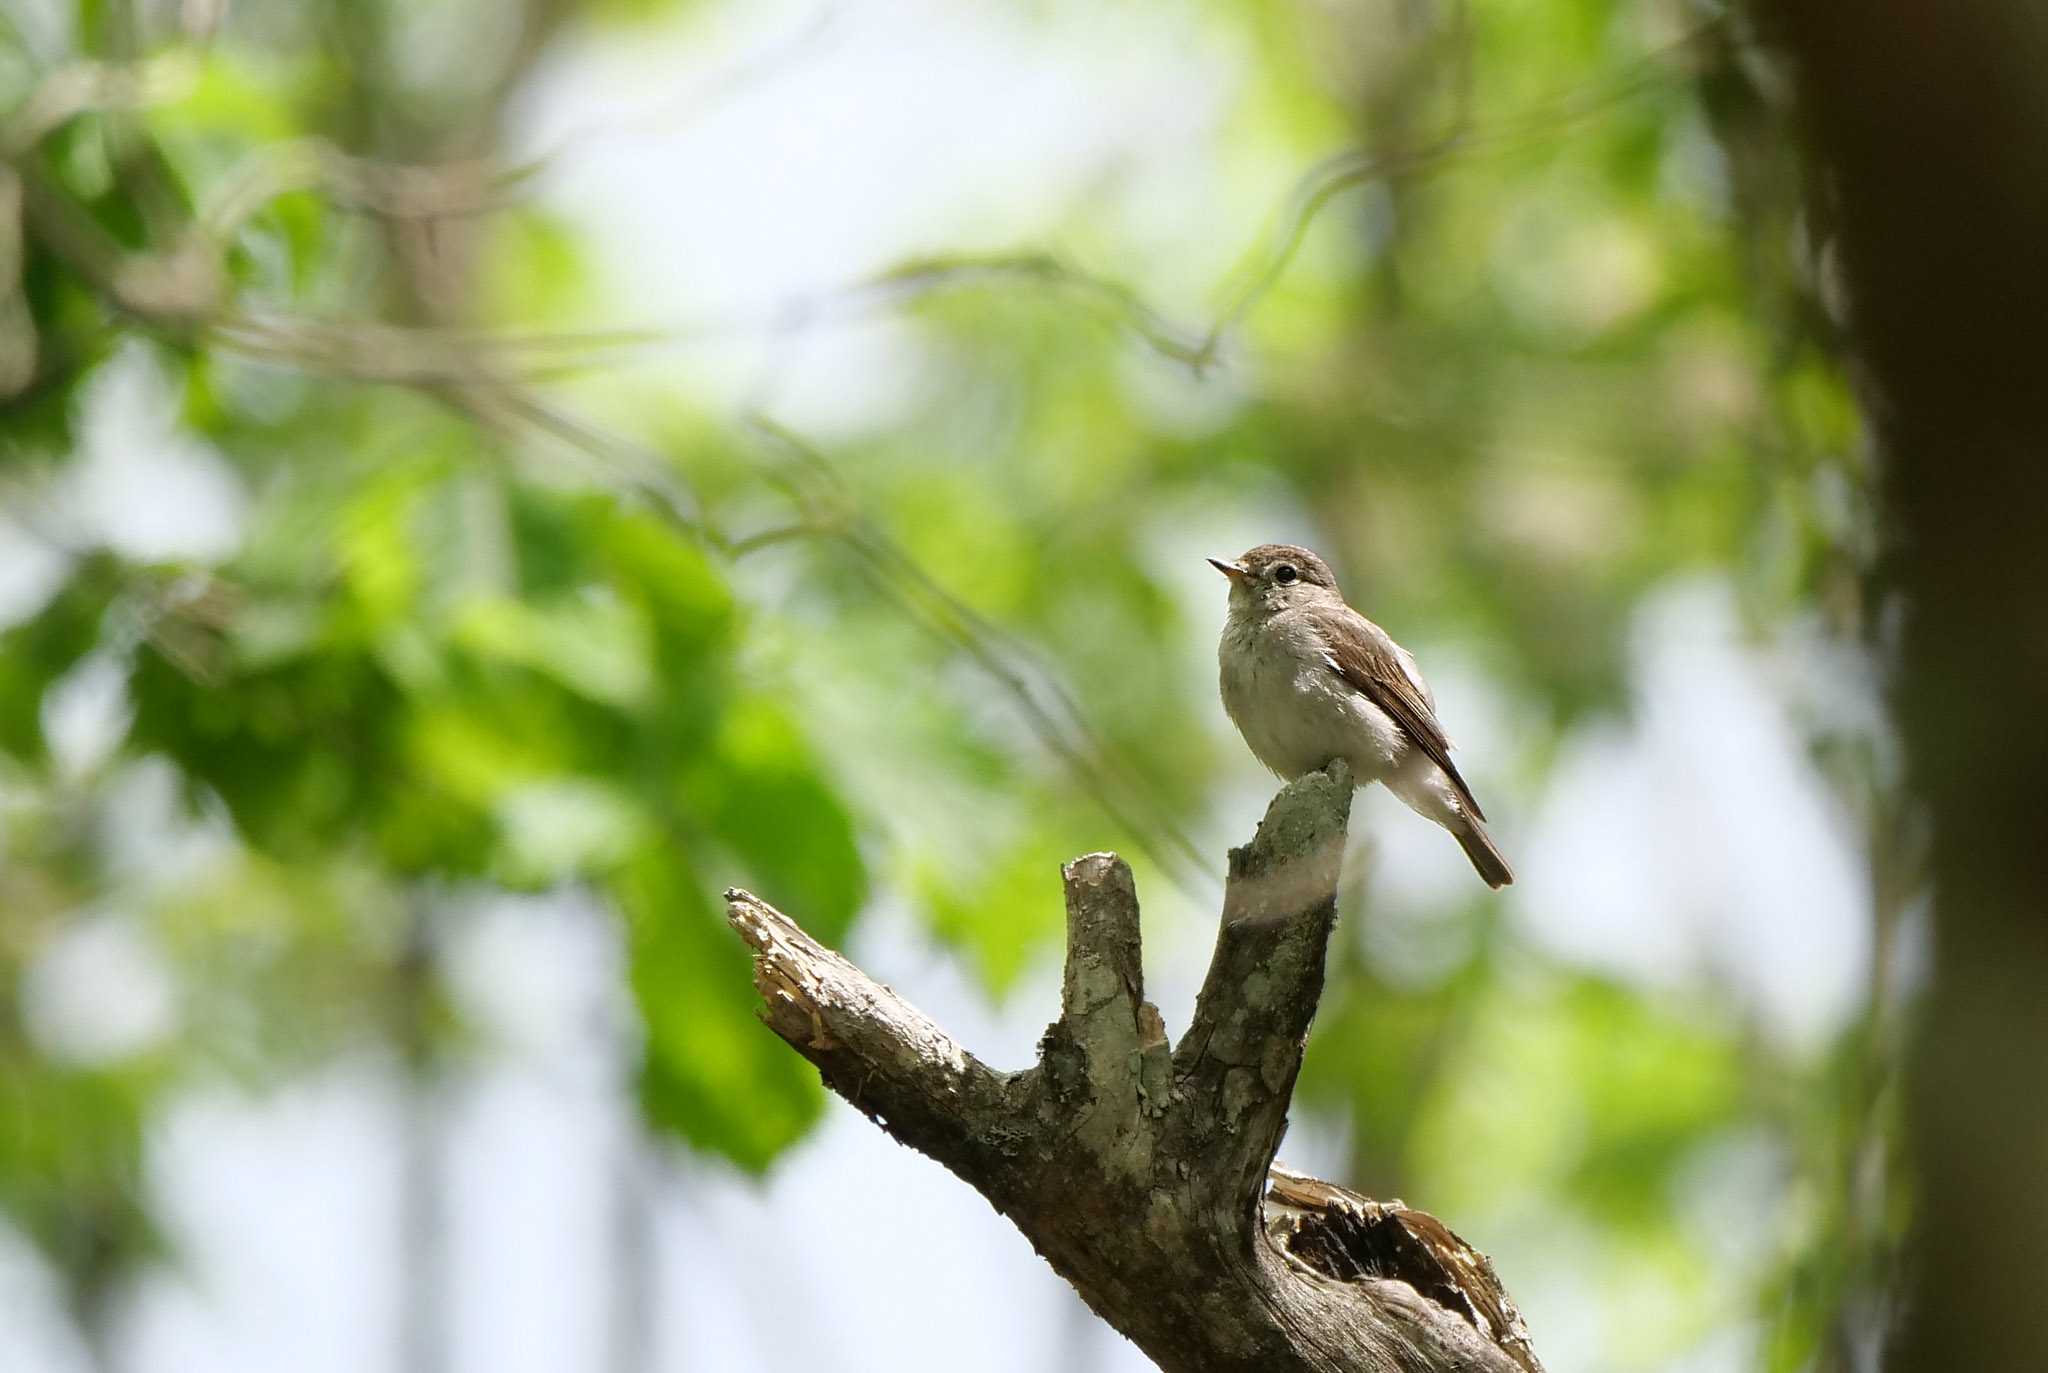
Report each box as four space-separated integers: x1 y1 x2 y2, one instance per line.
1317 612 1487 823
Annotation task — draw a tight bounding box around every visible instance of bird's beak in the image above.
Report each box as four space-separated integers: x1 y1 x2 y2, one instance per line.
1208 557 1250 582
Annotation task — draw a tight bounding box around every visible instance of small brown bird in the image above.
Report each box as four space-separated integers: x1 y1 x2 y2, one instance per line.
1212 543 1513 888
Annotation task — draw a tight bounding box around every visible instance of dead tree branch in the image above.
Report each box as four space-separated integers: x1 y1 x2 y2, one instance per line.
723 762 1541 1373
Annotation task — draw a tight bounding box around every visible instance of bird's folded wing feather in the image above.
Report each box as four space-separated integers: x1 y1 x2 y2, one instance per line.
1320 620 1486 823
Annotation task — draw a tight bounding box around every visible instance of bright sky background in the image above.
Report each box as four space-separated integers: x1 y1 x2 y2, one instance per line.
0 2 1873 1370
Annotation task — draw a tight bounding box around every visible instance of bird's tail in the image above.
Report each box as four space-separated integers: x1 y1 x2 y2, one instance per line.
1455 820 1514 889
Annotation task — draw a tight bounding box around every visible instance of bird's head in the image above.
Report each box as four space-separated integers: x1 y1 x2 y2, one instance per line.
1208 543 1341 617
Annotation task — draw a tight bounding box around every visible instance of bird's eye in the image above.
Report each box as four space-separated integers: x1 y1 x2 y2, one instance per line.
1273 564 1298 585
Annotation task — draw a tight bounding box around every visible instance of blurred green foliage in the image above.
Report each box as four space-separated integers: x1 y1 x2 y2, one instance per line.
0 0 1901 1368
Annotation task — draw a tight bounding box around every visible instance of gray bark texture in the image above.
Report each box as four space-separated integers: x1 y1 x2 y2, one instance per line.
724 762 1541 1373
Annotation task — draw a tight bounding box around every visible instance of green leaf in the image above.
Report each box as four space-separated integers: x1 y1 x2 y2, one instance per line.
615 843 824 1171
682 694 867 946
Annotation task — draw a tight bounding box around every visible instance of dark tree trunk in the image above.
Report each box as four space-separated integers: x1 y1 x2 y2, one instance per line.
1769 5 2048 1370
724 765 1542 1373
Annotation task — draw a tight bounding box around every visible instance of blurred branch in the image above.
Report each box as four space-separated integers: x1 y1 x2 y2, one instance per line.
742 415 1216 898
482 386 718 544
0 53 195 159
418 357 1214 908
191 4 843 250
507 4 842 181
209 312 538 383
212 319 725 544
4 7 1728 372
724 521 826 557
161 14 1729 384
725 767 1541 1373
15 162 222 320
199 139 542 241
444 14 1728 378
828 251 1216 369
205 310 658 383
31 117 1197 893
4 0 1721 923
0 167 35 397
1205 15 1720 350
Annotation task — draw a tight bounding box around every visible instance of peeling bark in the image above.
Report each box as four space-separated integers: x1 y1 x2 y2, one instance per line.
725 763 1541 1373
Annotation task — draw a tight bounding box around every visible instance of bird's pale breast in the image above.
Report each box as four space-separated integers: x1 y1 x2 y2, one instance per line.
1218 609 1407 783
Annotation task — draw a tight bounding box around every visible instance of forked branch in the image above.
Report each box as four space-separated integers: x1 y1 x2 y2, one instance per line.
723 762 1541 1373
